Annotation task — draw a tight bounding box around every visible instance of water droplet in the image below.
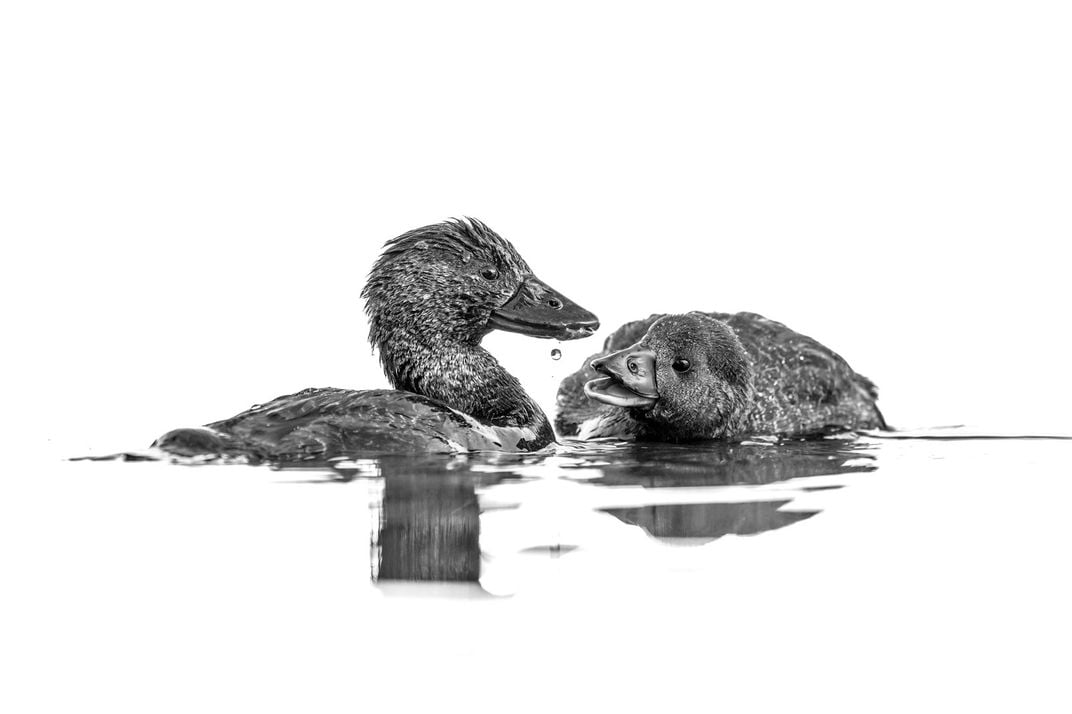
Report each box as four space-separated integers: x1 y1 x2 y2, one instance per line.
551 348 562 360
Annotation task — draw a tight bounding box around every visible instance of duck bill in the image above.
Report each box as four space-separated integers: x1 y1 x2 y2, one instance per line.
488 274 600 340
583 345 659 408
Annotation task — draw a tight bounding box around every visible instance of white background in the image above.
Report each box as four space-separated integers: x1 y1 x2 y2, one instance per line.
4 1 1071 453
2 4 1072 712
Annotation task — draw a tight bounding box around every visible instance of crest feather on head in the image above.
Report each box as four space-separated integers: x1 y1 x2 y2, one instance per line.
370 217 530 275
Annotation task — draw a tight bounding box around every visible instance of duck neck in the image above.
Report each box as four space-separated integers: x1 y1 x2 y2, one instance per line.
377 330 553 440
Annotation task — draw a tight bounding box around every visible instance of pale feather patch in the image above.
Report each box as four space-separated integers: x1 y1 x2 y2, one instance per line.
450 408 538 452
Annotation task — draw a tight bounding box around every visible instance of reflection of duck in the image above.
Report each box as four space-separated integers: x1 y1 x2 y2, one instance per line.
605 502 817 543
154 219 599 461
557 312 886 441
374 470 487 583
338 439 876 587
577 439 876 487
323 456 518 586
586 439 875 542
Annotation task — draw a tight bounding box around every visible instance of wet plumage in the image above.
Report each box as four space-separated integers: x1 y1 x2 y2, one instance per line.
158 388 533 460
556 312 886 442
154 218 598 461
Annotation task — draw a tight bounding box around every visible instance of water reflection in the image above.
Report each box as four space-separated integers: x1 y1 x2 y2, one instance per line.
303 438 877 586
574 439 873 542
563 438 876 487
373 472 486 582
604 502 816 543
304 457 515 584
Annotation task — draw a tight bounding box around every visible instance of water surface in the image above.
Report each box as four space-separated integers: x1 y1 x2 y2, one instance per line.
296 438 878 588
4 429 1071 711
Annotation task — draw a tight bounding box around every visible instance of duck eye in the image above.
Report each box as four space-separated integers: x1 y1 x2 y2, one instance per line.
672 358 691 373
480 267 499 281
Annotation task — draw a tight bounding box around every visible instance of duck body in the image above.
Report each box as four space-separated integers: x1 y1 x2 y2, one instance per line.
556 311 886 442
154 219 598 461
155 387 551 461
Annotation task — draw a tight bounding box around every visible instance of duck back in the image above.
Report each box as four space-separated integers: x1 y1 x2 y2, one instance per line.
156 387 554 462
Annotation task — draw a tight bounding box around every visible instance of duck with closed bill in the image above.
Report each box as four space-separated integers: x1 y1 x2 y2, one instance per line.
154 218 599 461
556 311 886 442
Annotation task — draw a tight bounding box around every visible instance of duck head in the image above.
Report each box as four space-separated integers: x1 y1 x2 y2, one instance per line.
362 218 599 347
584 313 756 440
